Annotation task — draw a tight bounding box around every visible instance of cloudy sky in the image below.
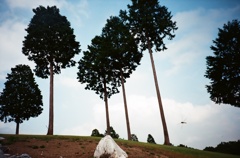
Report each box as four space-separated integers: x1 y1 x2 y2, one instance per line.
0 0 240 150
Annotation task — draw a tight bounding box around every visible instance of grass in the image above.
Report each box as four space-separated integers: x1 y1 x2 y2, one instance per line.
114 137 240 158
0 134 239 158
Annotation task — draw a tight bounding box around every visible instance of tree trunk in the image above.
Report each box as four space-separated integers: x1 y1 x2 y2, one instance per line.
15 121 19 135
147 40 171 145
47 62 54 135
120 69 131 140
103 78 110 135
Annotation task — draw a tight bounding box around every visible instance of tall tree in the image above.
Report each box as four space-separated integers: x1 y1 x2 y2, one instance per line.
205 19 240 107
0 64 43 134
102 16 142 140
77 36 120 135
22 6 80 135
120 0 177 145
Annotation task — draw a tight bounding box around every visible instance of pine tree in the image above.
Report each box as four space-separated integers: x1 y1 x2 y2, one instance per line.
77 35 120 135
102 16 142 140
0 64 43 134
120 0 177 145
205 19 240 107
22 6 80 135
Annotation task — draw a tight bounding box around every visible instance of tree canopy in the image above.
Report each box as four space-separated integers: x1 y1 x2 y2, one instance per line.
102 16 142 77
120 0 177 52
0 64 43 134
77 35 120 99
205 19 240 107
22 6 80 78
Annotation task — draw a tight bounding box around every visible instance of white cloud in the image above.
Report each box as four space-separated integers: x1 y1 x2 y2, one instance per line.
6 0 89 32
0 19 34 79
55 94 240 149
6 0 64 10
0 0 89 80
55 75 81 89
60 123 98 136
158 6 240 76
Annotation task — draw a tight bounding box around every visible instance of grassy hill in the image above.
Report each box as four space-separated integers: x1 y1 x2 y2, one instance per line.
0 134 239 158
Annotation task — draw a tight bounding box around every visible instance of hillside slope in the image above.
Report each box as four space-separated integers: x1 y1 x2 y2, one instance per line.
0 135 239 158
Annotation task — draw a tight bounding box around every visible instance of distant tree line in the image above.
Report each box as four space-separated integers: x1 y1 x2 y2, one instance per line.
91 128 159 144
204 140 240 156
91 127 119 139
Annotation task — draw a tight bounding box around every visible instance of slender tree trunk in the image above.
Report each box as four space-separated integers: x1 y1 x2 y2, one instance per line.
147 40 171 145
103 79 110 135
16 121 19 135
47 62 54 135
120 69 131 140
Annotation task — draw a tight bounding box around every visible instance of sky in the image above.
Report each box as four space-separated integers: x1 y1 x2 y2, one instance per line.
0 0 240 150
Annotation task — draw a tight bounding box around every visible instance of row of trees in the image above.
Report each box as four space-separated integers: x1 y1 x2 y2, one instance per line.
91 127 119 139
1 0 239 146
90 128 156 144
77 0 177 145
22 0 177 144
1 1 177 144
77 16 142 140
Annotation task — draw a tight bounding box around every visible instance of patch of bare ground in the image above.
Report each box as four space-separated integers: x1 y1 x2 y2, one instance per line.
1 137 189 158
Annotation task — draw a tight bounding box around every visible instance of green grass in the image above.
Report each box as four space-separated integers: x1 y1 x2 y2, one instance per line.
0 134 239 158
114 137 240 158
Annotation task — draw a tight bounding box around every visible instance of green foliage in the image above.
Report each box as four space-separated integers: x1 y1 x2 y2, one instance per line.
77 35 120 99
22 6 80 78
147 134 156 144
204 140 240 156
104 126 119 139
0 65 43 125
205 19 240 107
120 0 177 52
102 16 142 78
131 134 138 142
91 129 104 137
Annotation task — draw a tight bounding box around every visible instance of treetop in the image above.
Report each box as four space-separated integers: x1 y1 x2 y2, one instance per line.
23 5 80 78
120 0 177 52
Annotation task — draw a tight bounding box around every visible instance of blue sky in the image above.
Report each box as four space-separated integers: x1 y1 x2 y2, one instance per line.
0 0 240 150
